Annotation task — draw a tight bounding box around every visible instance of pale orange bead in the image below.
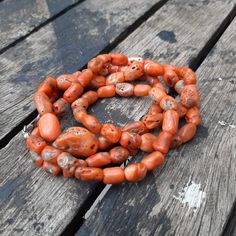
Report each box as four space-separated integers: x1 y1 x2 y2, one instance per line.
101 124 121 143
97 85 116 98
153 131 173 154
106 72 125 85
140 133 157 152
110 53 128 66
160 95 178 111
149 87 167 103
38 113 61 142
77 69 93 87
144 61 164 76
124 163 147 182
115 83 134 97
141 151 164 171
63 83 84 103
86 152 111 167
109 146 130 163
75 167 104 181
178 123 197 143
82 91 98 105
134 84 152 96
103 167 125 184
34 91 53 115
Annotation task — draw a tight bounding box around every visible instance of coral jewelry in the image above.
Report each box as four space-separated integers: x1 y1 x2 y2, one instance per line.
25 53 201 184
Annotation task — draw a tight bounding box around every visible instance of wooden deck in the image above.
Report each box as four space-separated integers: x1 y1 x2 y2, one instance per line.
0 0 235 235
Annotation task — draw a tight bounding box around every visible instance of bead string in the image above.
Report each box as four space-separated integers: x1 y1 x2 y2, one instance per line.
25 53 201 184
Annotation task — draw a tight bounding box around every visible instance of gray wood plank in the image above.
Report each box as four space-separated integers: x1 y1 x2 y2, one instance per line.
0 1 167 235
0 0 234 235
0 0 80 50
0 0 165 141
76 5 236 236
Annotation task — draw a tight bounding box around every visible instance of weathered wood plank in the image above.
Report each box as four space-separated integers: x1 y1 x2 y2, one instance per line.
0 0 165 141
0 0 234 235
0 1 168 235
76 6 236 236
0 0 81 50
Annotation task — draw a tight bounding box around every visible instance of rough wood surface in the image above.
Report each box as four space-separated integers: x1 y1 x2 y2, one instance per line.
77 18 236 236
0 0 164 141
0 0 80 50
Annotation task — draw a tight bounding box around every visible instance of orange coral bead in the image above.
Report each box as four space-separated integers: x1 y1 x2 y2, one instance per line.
53 98 68 115
53 127 99 157
153 131 173 154
163 70 179 87
121 121 148 135
149 87 167 103
82 91 98 105
89 75 106 89
110 53 128 66
134 84 152 96
148 104 163 114
37 77 57 97
141 151 164 171
34 91 53 115
88 57 104 74
86 152 111 167
80 114 102 134
180 84 200 108
162 110 179 135
103 167 125 184
41 146 61 165
106 72 125 85
98 135 113 150
176 67 196 85
142 113 163 130
144 61 164 77
160 95 178 111
71 97 89 110
124 163 147 182
77 69 93 87
140 133 157 152
26 135 46 154
97 85 116 98
75 167 104 181
120 62 144 81
38 113 61 142
178 123 197 143
43 161 61 176
120 132 141 149
186 107 201 126
109 146 130 163
56 74 78 90
115 83 134 96
63 83 84 103
29 151 44 167
101 124 121 143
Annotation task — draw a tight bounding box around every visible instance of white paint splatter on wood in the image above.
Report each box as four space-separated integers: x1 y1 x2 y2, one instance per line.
173 178 206 212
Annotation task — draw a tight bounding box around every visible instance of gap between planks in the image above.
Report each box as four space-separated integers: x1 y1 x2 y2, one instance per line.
0 0 169 149
61 6 236 236
0 0 86 55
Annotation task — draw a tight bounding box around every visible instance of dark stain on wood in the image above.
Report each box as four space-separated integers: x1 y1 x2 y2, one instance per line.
157 30 177 43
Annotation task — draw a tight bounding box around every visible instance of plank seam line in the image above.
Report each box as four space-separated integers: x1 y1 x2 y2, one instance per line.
188 4 236 71
0 0 86 55
66 5 236 236
0 0 169 149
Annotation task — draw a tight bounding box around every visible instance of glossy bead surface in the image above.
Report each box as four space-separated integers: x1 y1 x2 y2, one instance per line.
134 84 151 96
26 135 46 154
98 135 113 150
178 123 197 143
97 85 116 98
53 98 68 115
86 152 111 167
103 167 125 184
163 70 179 87
63 83 84 103
144 62 164 77
82 91 98 105
41 146 61 165
38 113 61 142
53 127 99 157
106 72 125 85
88 57 104 74
111 53 128 66
79 114 102 134
176 67 196 85
124 163 147 182
141 151 164 171
77 69 93 87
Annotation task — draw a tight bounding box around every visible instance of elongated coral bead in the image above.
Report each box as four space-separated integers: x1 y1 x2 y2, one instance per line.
38 113 61 142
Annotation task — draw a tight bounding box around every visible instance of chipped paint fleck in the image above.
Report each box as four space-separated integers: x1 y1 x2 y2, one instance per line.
173 178 206 212
218 121 235 128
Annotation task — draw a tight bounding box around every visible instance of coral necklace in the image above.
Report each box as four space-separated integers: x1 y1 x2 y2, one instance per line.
25 53 200 184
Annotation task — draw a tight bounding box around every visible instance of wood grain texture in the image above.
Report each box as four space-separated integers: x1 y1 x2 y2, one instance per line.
76 5 236 236
0 0 164 140
0 0 80 50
